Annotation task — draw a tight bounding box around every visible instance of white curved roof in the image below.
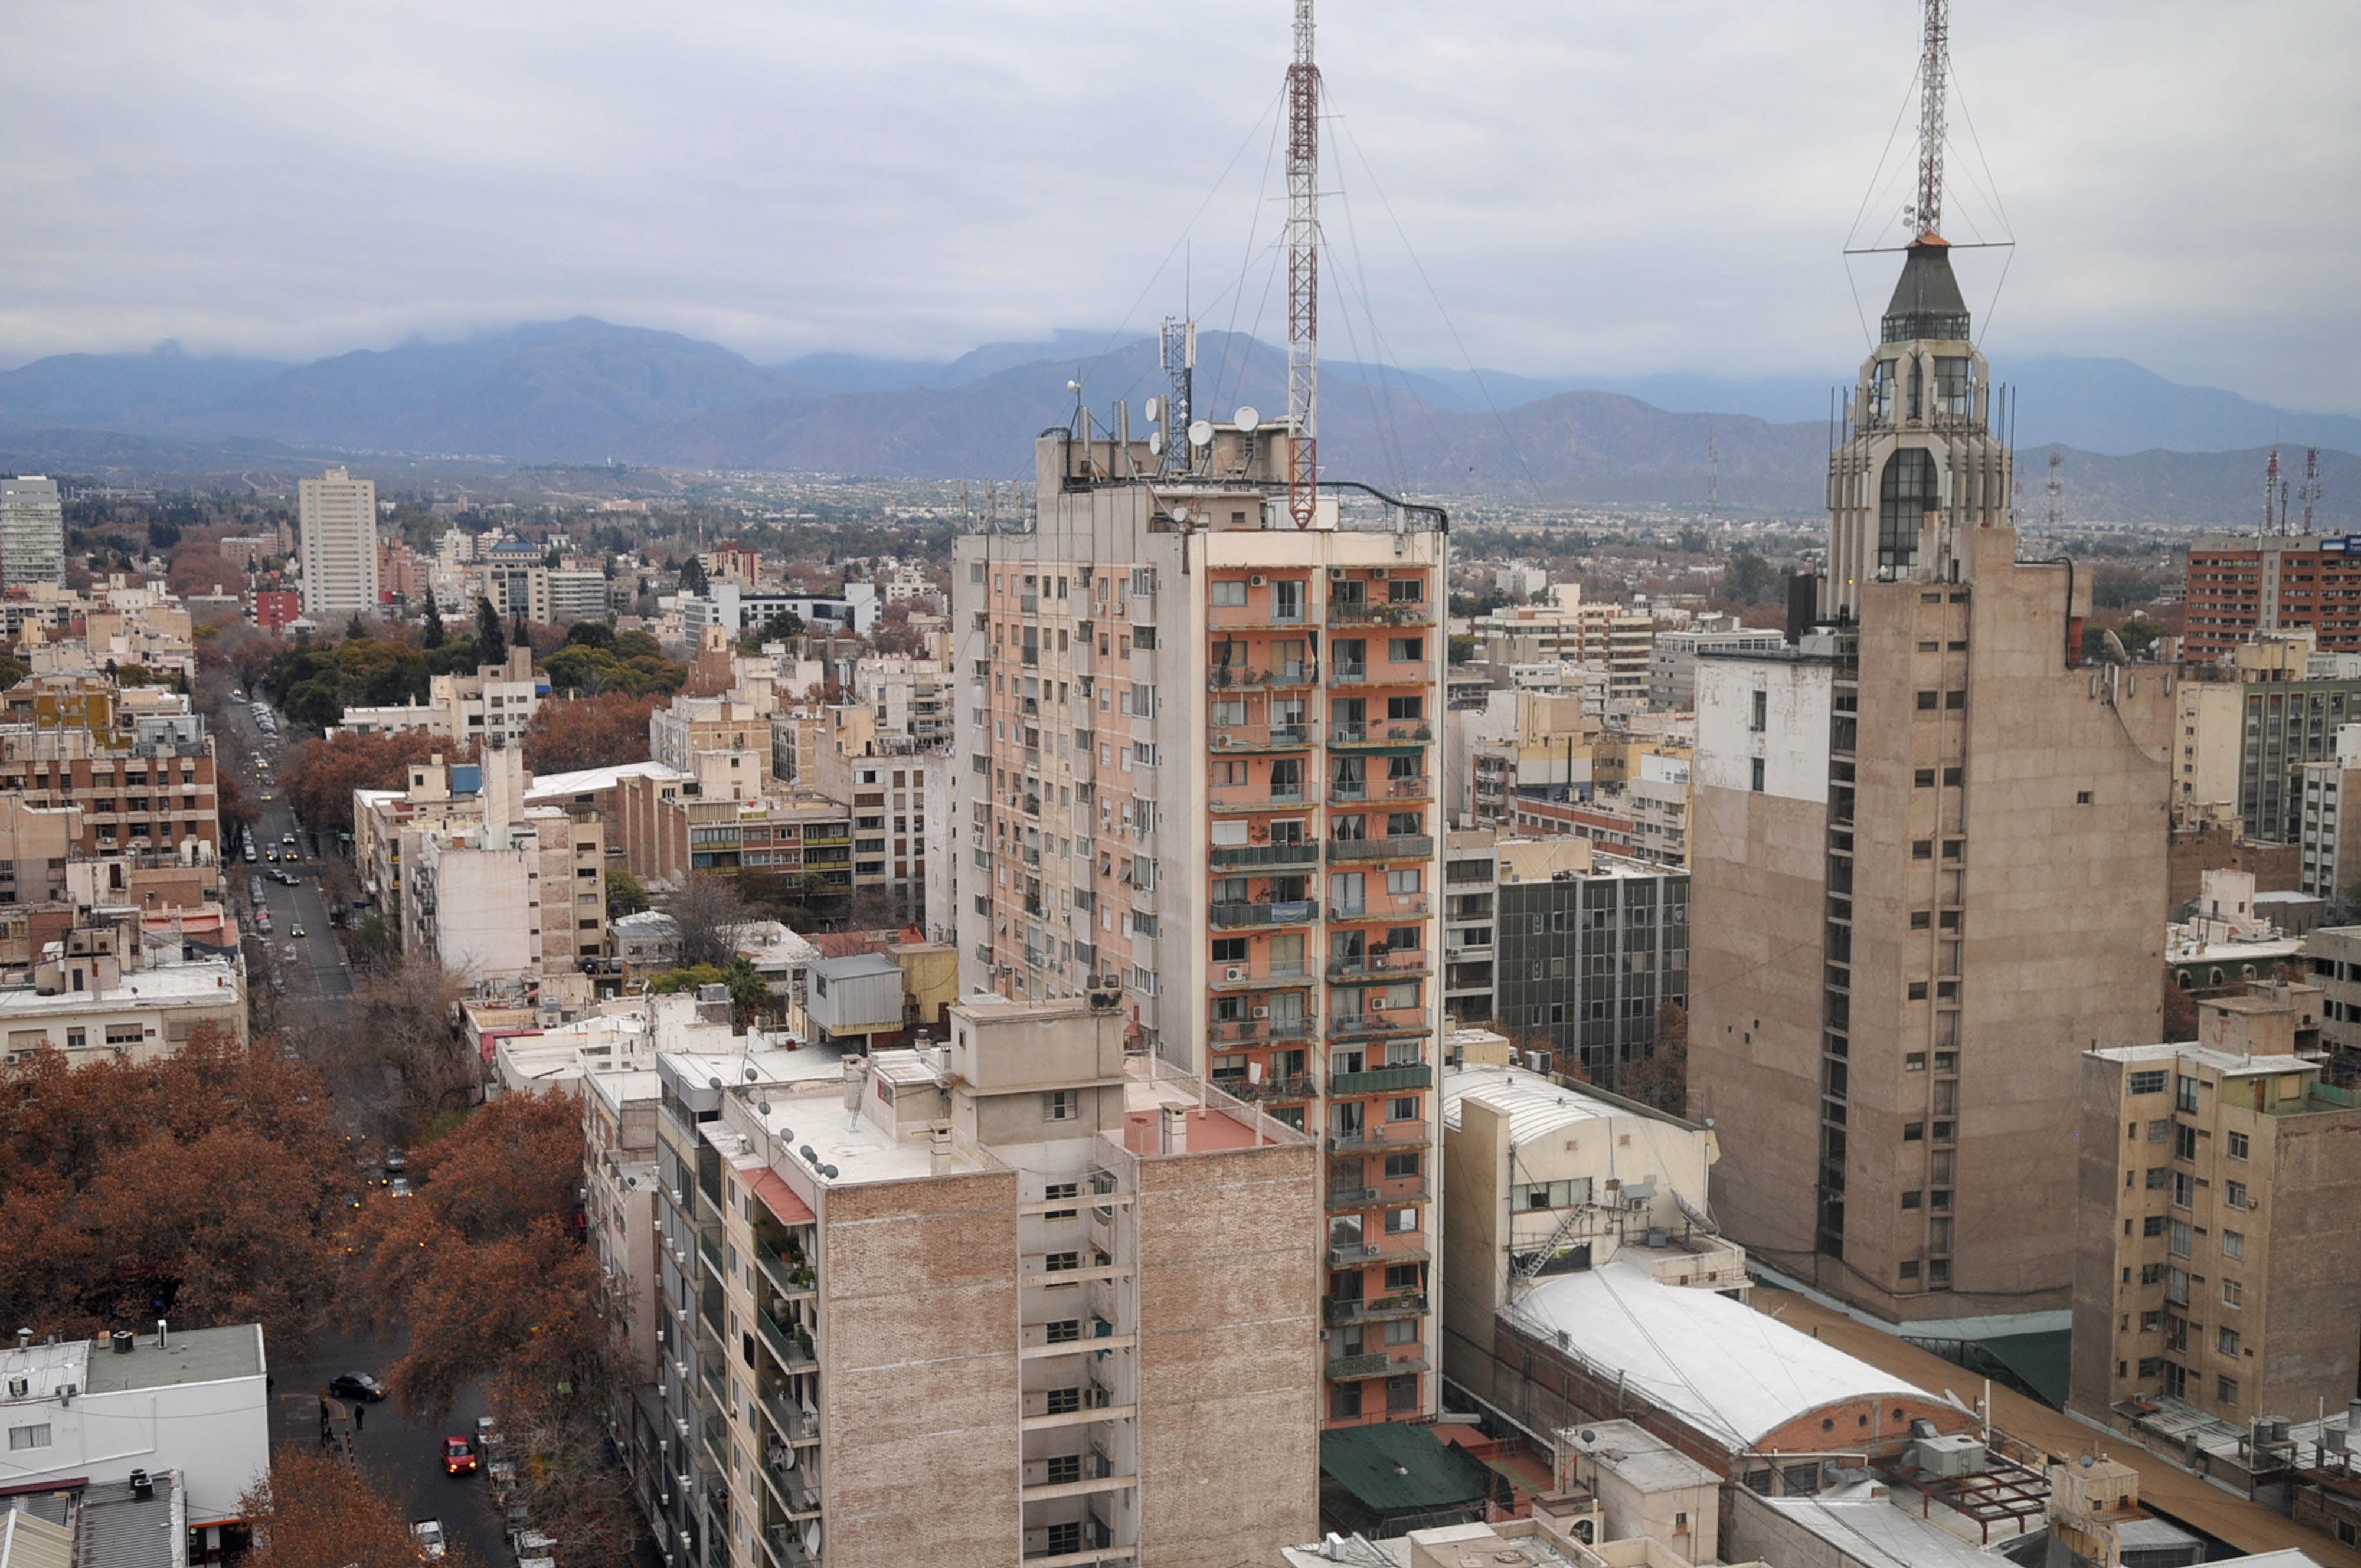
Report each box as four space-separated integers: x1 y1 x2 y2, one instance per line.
1515 1261 1937 1453
1441 1060 1624 1146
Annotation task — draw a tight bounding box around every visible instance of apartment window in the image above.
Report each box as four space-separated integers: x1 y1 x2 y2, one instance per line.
2217 1375 2239 1407
1901 1190 1922 1209
1044 1251 1080 1273
1750 691 1767 732
2175 1122 2198 1161
1750 758 1765 793
1904 1122 1925 1141
2149 1119 2170 1143
2172 1171 2194 1209
1914 768 1936 788
1917 690 1938 711
2144 1168 2169 1190
1045 1090 1078 1122
1384 1207 1419 1235
1389 1097 1420 1122
6 1423 51 1451
2226 1130 2250 1160
2222 1279 2243 1310
1943 767 1963 786
1044 1455 1083 1486
2224 1180 2248 1210
2169 1219 2192 1258
2140 1311 2163 1331
1045 1319 1081 1344
2177 1075 2200 1114
1912 839 1933 860
2128 1069 2169 1096
1899 1261 1920 1280
1044 1181 1079 1219
1212 579 1247 607
1911 911 1930 930
1331 1383 1363 1420
1384 1151 1421 1179
2143 1216 2165 1238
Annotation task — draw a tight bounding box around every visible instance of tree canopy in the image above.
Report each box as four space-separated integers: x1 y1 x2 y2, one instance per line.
539 628 688 698
280 729 467 837
521 689 659 772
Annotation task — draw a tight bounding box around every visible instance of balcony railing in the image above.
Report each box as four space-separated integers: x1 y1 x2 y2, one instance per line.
1328 896 1428 922
1327 601 1432 627
1326 1177 1432 1210
756 1305 818 1371
1209 842 1318 869
1330 724 1434 747
1207 663 1317 690
1211 899 1316 928
1327 1119 1430 1153
1207 1016 1315 1046
1211 723 1316 751
753 1237 814 1297
1326 948 1433 978
1323 1291 1428 1324
1386 775 1434 798
1220 1073 1319 1103
759 1391 820 1445
1324 834 1435 864
1329 1064 1433 1097
1330 1011 1433 1042
1324 1350 1431 1380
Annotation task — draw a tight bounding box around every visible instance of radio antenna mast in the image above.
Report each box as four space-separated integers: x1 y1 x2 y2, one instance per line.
2045 451 2064 531
2266 448 2282 534
2300 448 2321 535
1284 0 1321 528
1909 0 1950 238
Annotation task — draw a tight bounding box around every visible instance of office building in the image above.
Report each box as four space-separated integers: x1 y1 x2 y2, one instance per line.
1688 233 2174 1326
647 994 1319 1568
1441 830 1497 1024
953 420 1447 1428
296 466 381 620
2069 993 2361 1431
0 476 66 588
2297 724 2361 899
1490 837 1688 1090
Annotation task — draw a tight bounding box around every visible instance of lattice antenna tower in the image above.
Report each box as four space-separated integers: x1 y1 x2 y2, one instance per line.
1905 0 1950 238
1708 434 1721 519
1284 0 1322 528
2301 449 2321 534
2044 451 2063 530
1157 319 1196 478
2266 448 2282 534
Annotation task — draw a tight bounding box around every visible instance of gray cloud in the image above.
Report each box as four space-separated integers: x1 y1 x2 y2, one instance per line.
0 0 2353 411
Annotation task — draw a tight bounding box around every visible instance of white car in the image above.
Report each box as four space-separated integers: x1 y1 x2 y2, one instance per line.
410 1518 446 1559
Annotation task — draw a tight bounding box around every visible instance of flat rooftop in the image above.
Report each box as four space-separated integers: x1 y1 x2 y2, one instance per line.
0 958 241 1020
2092 1041 2317 1078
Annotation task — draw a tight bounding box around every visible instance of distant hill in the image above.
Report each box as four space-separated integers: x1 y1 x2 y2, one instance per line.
0 317 2353 523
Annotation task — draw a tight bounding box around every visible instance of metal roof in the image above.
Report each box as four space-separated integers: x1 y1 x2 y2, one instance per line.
76 1476 179 1568
1441 1061 1623 1147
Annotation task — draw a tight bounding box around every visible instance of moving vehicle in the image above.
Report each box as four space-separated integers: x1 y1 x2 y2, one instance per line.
442 1435 478 1476
410 1517 446 1559
290 924 306 938
283 832 297 845
388 1176 414 1198
265 850 277 862
328 1372 387 1402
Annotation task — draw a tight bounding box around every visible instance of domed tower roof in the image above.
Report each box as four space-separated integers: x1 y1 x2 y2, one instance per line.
1881 237 1971 343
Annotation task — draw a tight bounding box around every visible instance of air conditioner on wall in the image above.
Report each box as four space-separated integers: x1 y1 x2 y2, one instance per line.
1225 967 1246 981
1253 1006 1271 1019
1250 575 1267 587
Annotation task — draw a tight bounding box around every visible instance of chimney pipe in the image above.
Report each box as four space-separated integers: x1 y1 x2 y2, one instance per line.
13 1328 27 1351
156 1317 167 1349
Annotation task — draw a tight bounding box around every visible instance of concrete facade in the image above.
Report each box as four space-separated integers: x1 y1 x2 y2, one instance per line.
1689 244 2174 1325
0 476 66 588
296 466 380 619
2070 1004 2361 1431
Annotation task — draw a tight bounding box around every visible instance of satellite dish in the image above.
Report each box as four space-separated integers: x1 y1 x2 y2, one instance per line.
1172 506 1191 524
1065 379 1080 394
757 1102 773 1116
777 1128 792 1142
1147 431 1166 457
1233 405 1261 430
1187 420 1214 448
708 1076 723 1091
743 1066 757 1081
1144 397 1163 422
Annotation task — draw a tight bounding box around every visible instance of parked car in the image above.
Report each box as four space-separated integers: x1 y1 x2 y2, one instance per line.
410 1518 446 1559
328 1372 387 1402
442 1435 479 1476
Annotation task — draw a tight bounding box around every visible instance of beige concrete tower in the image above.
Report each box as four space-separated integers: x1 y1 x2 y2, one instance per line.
1689 237 2177 1329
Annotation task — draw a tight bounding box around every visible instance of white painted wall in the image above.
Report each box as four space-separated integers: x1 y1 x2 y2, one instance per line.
1695 652 1832 804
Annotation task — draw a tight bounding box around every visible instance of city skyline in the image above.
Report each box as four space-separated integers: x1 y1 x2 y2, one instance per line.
0 1 2353 411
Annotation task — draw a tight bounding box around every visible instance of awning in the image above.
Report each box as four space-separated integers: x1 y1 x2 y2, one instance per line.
748 1167 815 1226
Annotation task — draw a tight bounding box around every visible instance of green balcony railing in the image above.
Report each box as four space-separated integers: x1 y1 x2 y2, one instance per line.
1328 1064 1434 1096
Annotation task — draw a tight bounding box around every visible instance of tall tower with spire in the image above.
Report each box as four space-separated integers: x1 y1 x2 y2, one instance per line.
1688 0 2174 1330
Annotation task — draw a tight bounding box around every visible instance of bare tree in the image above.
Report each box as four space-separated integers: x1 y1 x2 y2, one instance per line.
664 872 758 970
300 956 472 1141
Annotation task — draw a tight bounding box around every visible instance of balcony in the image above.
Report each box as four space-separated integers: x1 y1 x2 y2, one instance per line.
1210 782 1320 814
1330 1011 1433 1043
1207 663 1317 691
1326 948 1433 980
759 1391 820 1446
1325 834 1435 864
1328 896 1428 922
1324 1350 1431 1380
1386 775 1434 799
1207 1016 1315 1047
1326 1177 1431 1210
1329 724 1434 749
1327 1119 1430 1153
1211 899 1316 929
1209 842 1318 869
1211 722 1316 752
1323 1291 1428 1325
1327 601 1432 627
1328 1064 1433 1097
1221 1073 1319 1103
756 1305 818 1372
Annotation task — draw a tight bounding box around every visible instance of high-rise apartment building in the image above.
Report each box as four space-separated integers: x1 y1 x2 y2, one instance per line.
1689 235 2174 1326
646 996 1320 1568
953 422 1447 1427
2069 991 2361 1430
0 475 66 588
296 465 381 620
1490 837 1688 1092
2183 533 2361 663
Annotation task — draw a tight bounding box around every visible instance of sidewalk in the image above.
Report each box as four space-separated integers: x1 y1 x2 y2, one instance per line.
1752 1285 2361 1568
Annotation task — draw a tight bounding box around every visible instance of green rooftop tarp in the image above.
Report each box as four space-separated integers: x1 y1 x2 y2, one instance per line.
1319 1423 1494 1538
1976 1330 2072 1410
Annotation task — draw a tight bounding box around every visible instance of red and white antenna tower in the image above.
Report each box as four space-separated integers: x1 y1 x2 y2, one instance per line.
1909 0 1950 239
1284 0 1321 529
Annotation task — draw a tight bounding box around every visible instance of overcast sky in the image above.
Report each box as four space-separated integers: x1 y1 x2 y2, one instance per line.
1 1 2353 411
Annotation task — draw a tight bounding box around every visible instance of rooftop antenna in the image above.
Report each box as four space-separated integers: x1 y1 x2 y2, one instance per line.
1707 433 1721 519
1908 0 1950 239
2266 447 2282 534
2300 448 2321 535
2045 450 2064 531
1157 319 1196 478
1284 0 1322 528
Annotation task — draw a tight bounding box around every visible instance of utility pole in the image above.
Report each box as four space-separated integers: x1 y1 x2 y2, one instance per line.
1908 0 1950 237
1284 0 1321 528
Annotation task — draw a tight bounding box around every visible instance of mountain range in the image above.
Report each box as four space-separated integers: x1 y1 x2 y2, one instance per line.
0 319 2353 525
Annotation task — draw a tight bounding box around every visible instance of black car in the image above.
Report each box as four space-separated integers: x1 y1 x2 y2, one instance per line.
328 1372 387 1402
